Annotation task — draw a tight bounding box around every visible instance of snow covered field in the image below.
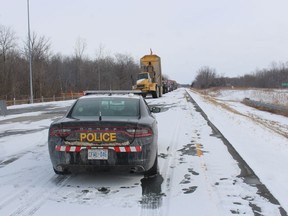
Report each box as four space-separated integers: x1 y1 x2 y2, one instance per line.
188 88 288 213
0 88 287 215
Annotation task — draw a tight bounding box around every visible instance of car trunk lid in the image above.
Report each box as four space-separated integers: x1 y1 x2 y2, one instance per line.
49 119 152 147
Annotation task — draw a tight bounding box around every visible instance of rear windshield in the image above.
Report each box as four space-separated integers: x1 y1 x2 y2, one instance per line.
70 97 140 118
137 73 149 80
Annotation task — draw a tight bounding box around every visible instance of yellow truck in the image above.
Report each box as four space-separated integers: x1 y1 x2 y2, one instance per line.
133 52 163 98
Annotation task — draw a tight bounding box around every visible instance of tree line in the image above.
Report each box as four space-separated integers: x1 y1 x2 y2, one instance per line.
192 62 288 89
0 24 140 101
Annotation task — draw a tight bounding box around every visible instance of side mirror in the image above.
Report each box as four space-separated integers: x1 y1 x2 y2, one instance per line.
150 107 161 113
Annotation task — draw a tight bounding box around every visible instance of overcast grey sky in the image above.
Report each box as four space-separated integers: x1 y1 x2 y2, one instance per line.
1 0 288 84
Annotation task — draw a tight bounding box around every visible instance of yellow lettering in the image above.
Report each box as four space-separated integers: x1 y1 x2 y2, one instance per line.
79 132 117 142
86 133 94 142
80 133 86 142
103 133 109 142
94 133 99 142
110 133 116 142
100 133 104 142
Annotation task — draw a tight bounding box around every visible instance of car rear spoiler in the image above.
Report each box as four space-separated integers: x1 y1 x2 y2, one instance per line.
83 90 143 96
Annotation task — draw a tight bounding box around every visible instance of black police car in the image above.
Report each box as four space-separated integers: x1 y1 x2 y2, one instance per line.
48 91 160 177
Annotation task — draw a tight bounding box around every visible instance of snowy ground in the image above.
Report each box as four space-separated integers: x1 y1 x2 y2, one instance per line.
187 88 288 213
0 88 287 215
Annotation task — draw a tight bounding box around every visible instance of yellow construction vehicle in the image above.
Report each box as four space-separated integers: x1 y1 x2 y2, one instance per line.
132 51 162 98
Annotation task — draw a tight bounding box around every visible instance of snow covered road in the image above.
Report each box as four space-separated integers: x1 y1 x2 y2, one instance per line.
0 88 286 215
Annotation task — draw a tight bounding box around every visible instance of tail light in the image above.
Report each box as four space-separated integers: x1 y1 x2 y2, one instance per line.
126 127 153 137
50 127 72 138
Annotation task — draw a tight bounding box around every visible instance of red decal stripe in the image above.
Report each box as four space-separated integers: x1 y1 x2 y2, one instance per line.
136 146 142 152
65 146 71 152
54 145 142 152
114 147 120 152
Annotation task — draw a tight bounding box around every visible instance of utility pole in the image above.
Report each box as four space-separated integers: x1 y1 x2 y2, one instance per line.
27 0 33 103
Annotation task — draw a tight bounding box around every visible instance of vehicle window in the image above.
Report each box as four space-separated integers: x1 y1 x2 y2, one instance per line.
137 73 149 80
70 97 140 117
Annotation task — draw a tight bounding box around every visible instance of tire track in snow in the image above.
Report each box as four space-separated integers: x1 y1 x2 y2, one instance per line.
0 147 71 216
158 100 185 216
8 175 71 216
0 159 52 213
140 94 184 216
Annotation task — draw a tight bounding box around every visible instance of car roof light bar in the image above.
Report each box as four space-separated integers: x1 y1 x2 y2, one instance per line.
83 90 142 96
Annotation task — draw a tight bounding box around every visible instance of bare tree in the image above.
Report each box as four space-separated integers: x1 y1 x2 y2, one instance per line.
74 37 87 59
23 32 51 98
0 25 17 98
0 28 150 100
0 25 17 63
114 53 139 90
193 66 217 89
73 37 87 91
94 44 108 90
209 61 288 88
23 32 51 61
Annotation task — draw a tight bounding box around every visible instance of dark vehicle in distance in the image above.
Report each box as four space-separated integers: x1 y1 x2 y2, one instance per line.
48 91 160 177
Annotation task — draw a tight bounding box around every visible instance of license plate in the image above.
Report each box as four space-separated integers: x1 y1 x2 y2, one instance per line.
88 149 108 160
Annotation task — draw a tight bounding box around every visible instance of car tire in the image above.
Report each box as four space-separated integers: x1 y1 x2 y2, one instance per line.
53 167 71 175
159 87 162 97
144 155 158 178
152 86 159 98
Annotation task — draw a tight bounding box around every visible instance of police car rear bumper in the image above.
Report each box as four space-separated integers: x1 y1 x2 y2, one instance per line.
49 144 156 173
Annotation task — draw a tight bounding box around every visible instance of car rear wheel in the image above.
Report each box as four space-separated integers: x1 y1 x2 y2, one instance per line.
159 86 162 97
53 167 71 175
144 155 158 178
152 86 159 98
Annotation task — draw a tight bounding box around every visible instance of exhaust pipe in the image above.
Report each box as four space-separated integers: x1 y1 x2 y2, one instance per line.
56 165 64 172
130 167 137 173
130 166 145 173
